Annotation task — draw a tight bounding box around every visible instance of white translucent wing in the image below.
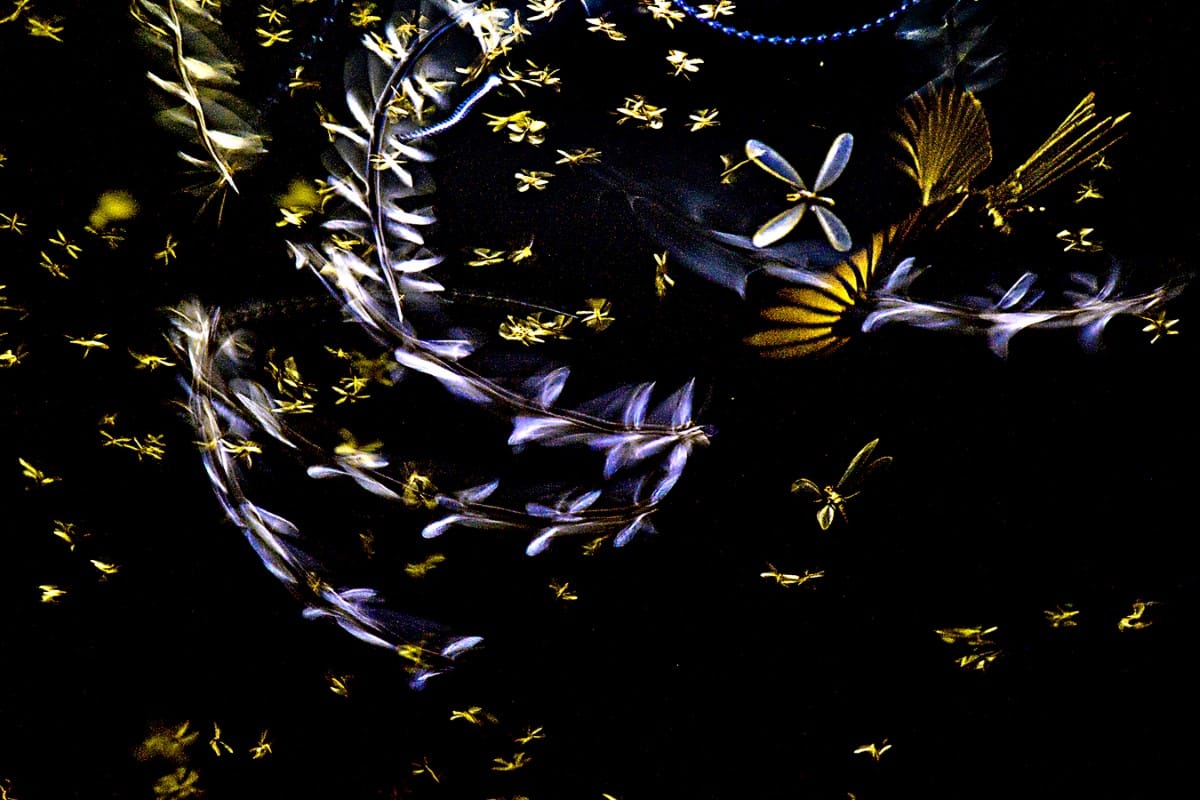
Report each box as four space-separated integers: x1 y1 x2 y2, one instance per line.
813 133 854 191
812 205 852 252
752 203 806 248
746 139 806 188
996 272 1038 310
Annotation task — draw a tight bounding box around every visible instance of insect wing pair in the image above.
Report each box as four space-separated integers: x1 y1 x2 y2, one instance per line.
747 133 854 251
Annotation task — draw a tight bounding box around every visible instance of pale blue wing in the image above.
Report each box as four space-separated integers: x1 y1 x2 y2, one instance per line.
996 272 1038 310
753 203 806 248
813 133 854 192
812 205 852 252
746 139 806 189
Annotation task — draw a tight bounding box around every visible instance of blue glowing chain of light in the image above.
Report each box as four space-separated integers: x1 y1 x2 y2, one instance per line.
669 0 924 46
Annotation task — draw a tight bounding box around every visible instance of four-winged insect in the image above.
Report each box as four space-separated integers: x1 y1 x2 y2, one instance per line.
747 134 854 251
791 438 891 530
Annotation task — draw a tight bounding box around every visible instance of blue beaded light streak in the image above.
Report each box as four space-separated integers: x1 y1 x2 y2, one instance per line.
670 0 924 46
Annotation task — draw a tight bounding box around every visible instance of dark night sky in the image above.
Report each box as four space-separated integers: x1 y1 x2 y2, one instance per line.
1 2 1197 799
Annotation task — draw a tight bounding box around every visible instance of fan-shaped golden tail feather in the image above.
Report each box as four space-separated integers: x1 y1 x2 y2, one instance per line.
894 83 993 207
746 226 899 359
984 92 1129 228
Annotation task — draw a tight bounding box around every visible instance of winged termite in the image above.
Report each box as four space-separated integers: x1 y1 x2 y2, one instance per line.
791 438 892 530
747 135 854 251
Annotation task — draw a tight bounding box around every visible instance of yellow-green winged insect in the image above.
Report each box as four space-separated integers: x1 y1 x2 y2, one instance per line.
791 438 892 530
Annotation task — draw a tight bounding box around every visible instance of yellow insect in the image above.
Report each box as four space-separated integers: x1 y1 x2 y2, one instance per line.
154 234 178 264
257 5 287 24
0 212 27 234
576 298 614 331
666 50 703 78
19 457 60 486
411 756 439 783
51 520 87 551
1137 311 1179 344
642 0 684 27
514 170 553 192
468 248 506 267
515 725 544 745
219 438 262 467
526 1 563 22
688 108 720 132
654 251 674 297
129 350 176 370
90 559 120 578
1074 182 1103 202
255 26 293 46
1044 605 1081 628
585 16 625 41
509 237 536 263
326 673 352 697
853 739 892 761
1056 227 1102 253
404 553 445 578
1118 600 1158 632
491 751 531 771
555 148 602 166
450 706 498 725
759 563 824 588
38 251 69 279
48 229 81 259
791 439 892 530
698 1 736 19
26 15 64 41
248 730 272 759
209 722 233 756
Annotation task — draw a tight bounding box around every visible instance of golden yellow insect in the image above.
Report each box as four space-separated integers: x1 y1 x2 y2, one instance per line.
791 439 892 530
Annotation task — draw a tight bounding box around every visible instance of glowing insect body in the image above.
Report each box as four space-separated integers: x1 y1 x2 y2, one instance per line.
747 134 854 251
791 438 891 530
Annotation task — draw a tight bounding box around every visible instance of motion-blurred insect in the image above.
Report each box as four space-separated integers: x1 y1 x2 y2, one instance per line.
1118 599 1158 632
19 457 60 486
747 134 854 250
791 438 891 530
759 563 824 588
853 739 892 761
450 706 497 725
515 726 545 745
209 723 233 756
248 730 272 759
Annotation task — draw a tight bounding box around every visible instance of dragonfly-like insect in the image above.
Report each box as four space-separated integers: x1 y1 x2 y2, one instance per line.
747 133 854 251
791 438 891 531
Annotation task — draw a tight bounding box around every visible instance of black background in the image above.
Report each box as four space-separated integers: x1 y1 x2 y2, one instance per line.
2 2 1197 798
